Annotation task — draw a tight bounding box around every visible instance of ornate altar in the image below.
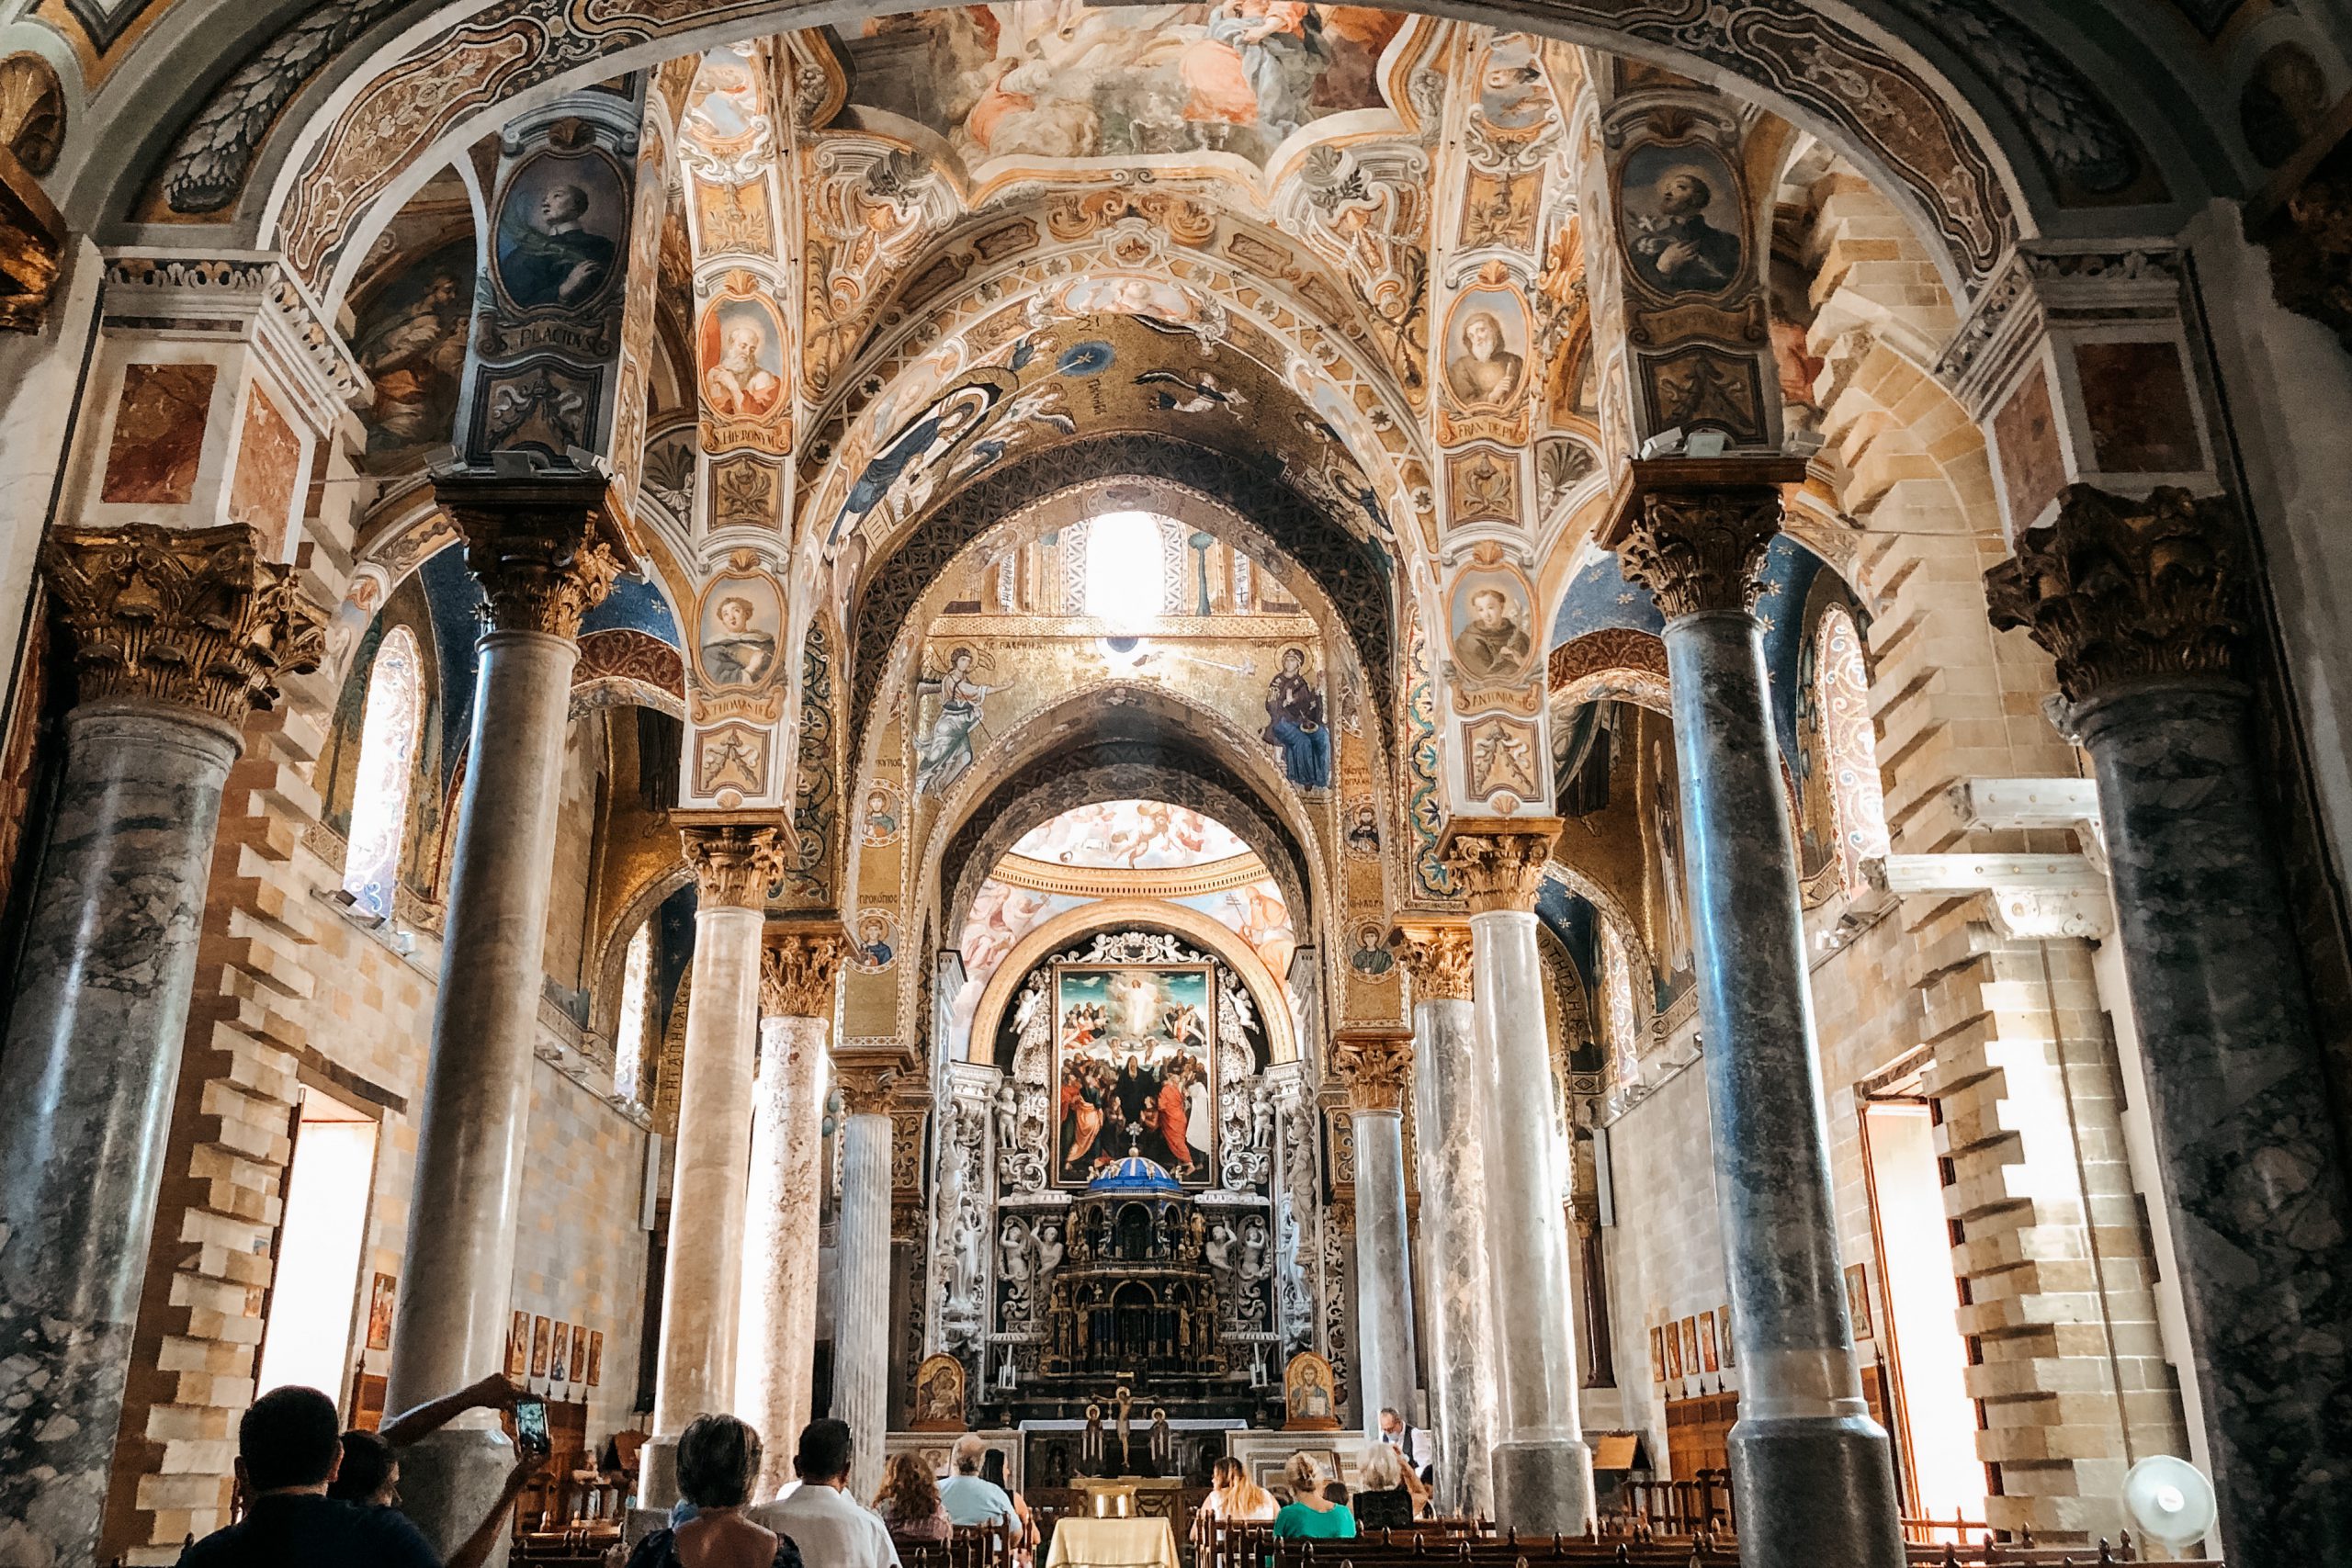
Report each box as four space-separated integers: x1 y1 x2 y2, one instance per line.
1046 1156 1218 1378
920 931 1351 1444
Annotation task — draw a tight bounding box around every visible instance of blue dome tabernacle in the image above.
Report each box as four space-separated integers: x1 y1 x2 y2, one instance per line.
1088 1155 1182 1196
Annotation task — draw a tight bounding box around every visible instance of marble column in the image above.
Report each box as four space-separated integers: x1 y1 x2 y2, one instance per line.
1437 827 1594 1538
384 473 624 1554
1986 484 2352 1565
1610 462 1904 1568
1391 924 1493 1519
737 925 845 1495
832 1055 903 1502
639 826 787 1506
1335 1028 1418 1439
0 525 322 1566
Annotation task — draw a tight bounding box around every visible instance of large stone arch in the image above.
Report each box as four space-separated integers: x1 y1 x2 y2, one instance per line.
943 755 1313 953
965 897 1297 1068
893 678 1336 942
846 436 1397 770
40 0 2233 317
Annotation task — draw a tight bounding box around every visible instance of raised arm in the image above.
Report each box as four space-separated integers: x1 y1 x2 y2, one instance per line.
379 1373 528 1450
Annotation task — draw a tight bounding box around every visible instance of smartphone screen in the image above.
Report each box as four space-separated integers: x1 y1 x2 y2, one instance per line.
514 1398 550 1456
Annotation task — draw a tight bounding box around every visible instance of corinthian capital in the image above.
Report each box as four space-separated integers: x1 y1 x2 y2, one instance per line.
1331 1027 1416 1111
1387 921 1474 1002
832 1050 908 1116
1600 457 1807 618
433 468 627 637
762 922 848 1017
40 522 325 724
1984 483 2247 705
680 822 789 909
1439 816 1562 915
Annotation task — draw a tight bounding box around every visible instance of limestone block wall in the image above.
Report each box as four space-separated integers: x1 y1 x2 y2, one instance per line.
511 1055 652 1439
1600 1055 1726 1473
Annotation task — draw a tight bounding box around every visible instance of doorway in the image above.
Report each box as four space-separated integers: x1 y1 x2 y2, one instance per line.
1860 1096 1987 1537
254 1086 380 1407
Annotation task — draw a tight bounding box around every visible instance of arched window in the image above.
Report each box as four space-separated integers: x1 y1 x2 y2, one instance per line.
1082 511 1167 631
613 921 653 1103
342 626 422 919
1600 920 1641 1088
1815 606 1890 894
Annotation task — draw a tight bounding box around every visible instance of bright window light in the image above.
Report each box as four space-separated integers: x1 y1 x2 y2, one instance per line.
1083 512 1164 631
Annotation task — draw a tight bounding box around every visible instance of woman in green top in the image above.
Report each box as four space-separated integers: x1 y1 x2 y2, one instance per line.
1271 1454 1358 1540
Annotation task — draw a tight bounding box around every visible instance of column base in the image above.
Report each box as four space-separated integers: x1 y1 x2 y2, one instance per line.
639 1436 680 1513
1727 1414 1905 1568
397 1427 520 1568
1490 1437 1594 1537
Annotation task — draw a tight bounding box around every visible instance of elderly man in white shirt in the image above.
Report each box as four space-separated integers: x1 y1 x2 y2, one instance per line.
750 1419 901 1568
936 1434 1015 1527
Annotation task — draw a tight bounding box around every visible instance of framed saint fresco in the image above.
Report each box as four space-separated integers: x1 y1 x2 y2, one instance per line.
1052 962 1216 1189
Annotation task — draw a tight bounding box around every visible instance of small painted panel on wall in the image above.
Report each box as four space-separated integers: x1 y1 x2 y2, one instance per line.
1649 1325 1666 1383
1662 1321 1682 1379
531 1314 553 1377
1845 1263 1872 1339
1679 1317 1700 1380
366 1273 396 1351
586 1329 604 1387
1698 1311 1719 1373
1719 1303 1734 1366
548 1322 571 1382
571 1325 588 1383
507 1311 531 1380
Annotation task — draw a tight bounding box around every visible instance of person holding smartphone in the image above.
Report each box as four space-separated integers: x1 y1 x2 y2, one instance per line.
179 1384 537 1568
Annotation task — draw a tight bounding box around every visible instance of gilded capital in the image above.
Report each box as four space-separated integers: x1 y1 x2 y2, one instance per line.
762 923 847 1017
434 469 627 638
1439 816 1562 914
1613 486 1785 618
40 522 325 724
1984 484 2247 705
1388 920 1474 1002
1331 1028 1416 1112
680 822 789 909
832 1054 905 1116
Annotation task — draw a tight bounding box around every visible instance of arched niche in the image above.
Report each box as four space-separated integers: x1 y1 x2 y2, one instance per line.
967 900 1295 1069
843 441 1396 772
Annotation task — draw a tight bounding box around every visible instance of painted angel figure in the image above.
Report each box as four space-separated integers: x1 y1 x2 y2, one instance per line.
914 645 1000 794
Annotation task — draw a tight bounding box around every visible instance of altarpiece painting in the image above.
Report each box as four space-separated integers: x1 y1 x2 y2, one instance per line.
1054 962 1217 1187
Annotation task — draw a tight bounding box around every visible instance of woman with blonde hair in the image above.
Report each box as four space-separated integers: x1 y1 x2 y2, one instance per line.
1271 1453 1356 1540
874 1450 952 1543
1193 1456 1280 1545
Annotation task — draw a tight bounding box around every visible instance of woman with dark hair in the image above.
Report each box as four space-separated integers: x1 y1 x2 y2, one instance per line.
625 1415 803 1568
875 1451 951 1542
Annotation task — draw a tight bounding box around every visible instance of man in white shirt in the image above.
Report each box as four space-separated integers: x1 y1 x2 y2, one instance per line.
1379 1407 1436 1484
750 1419 900 1568
936 1434 1015 1527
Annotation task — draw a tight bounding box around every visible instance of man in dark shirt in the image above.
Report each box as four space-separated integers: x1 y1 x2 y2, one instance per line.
182 1385 441 1567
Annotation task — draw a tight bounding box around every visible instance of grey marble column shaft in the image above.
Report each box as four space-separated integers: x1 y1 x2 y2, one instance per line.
737 1013 830 1495
0 702 242 1568
1351 1106 1417 1436
1468 909 1593 1536
1411 996 1496 1519
834 1107 894 1501
642 904 764 1503
384 628 579 1556
2074 680 2352 1563
1660 605 1903 1568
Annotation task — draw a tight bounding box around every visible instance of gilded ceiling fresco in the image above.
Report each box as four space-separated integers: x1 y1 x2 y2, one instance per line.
847 4 1406 167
